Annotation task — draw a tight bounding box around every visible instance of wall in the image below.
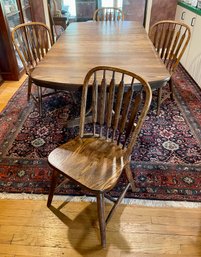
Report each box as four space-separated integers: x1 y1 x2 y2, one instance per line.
75 0 146 23
145 0 152 32
149 0 177 28
76 0 96 21
123 0 146 24
32 0 46 23
74 0 177 26
42 0 51 29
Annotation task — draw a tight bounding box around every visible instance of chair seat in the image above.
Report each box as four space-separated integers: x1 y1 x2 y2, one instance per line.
48 136 127 191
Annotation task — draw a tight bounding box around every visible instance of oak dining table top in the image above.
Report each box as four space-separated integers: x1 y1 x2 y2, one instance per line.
31 21 170 89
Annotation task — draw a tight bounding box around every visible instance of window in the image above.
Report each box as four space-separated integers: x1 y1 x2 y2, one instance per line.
62 0 123 19
101 0 123 8
63 0 76 17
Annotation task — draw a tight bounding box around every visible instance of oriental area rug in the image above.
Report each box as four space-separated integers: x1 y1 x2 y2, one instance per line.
0 66 201 202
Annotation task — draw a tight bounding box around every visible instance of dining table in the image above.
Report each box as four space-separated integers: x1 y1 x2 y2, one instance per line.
31 21 170 126
31 20 170 88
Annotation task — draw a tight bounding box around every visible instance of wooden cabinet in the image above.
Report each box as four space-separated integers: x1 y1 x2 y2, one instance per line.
175 3 201 88
0 0 46 81
185 13 201 87
53 16 68 30
175 4 196 66
0 1 22 81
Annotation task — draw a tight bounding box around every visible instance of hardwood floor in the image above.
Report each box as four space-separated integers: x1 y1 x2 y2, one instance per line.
0 199 201 257
0 75 27 112
0 79 201 256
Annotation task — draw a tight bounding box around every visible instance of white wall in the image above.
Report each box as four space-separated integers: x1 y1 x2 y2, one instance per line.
145 0 152 33
43 0 51 29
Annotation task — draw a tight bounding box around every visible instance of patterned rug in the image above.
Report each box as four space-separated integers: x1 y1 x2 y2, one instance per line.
0 66 201 202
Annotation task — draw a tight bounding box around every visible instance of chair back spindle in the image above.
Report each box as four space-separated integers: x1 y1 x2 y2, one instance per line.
93 7 124 21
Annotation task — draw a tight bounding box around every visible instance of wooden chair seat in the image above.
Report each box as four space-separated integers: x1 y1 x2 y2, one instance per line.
48 136 127 191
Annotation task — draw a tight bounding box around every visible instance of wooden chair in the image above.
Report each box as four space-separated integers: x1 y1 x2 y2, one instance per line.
11 22 70 116
48 4 63 42
93 7 124 21
47 66 152 248
48 0 67 43
149 20 191 115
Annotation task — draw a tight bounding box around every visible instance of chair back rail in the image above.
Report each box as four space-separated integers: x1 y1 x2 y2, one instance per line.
149 20 191 74
79 66 152 159
93 7 124 21
11 22 53 75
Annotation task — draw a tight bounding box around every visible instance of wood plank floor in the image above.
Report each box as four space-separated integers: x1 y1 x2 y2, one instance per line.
0 79 201 256
0 75 27 112
0 199 201 257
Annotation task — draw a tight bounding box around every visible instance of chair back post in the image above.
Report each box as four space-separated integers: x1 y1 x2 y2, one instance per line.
79 66 152 161
48 1 65 42
11 22 53 75
149 20 191 74
48 3 56 43
93 7 124 21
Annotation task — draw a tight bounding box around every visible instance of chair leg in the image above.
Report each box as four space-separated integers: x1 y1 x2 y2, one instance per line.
47 169 58 207
169 78 174 101
157 87 162 115
37 86 43 116
124 164 135 192
97 192 106 248
27 77 32 101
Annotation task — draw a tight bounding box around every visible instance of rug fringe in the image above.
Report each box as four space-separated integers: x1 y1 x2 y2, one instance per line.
0 193 200 208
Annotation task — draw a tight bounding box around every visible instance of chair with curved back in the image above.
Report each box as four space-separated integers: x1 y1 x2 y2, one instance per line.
11 22 70 116
149 20 191 115
48 2 64 42
93 7 124 21
47 66 152 248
